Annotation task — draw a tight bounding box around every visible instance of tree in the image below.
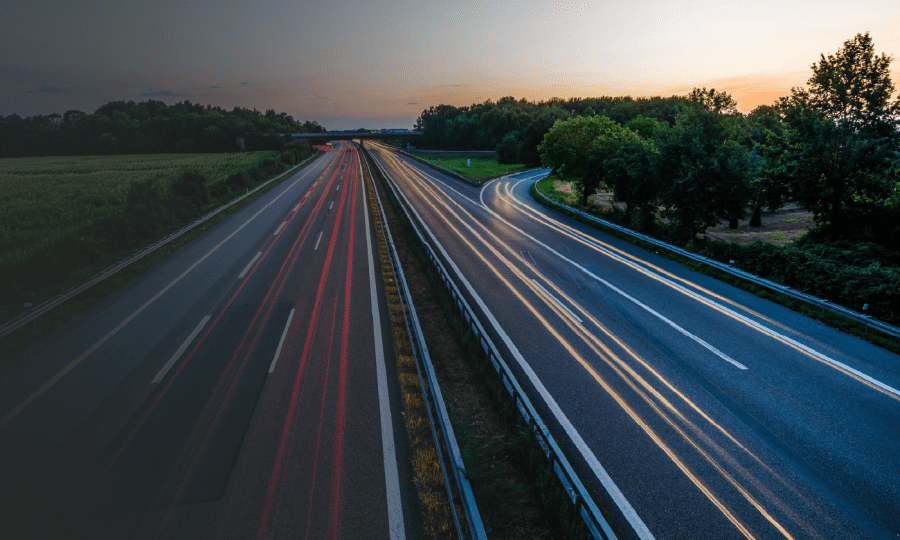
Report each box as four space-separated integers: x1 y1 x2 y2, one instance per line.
624 116 668 139
588 126 660 230
772 33 900 234
517 106 570 165
781 32 899 132
539 115 620 204
687 88 739 115
654 105 753 243
778 107 897 230
495 131 523 164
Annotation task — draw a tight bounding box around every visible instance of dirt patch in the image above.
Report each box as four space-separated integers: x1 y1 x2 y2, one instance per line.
704 205 814 246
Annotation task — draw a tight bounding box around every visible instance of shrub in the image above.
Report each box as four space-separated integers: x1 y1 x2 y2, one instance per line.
247 167 265 183
259 158 283 177
226 171 250 190
696 238 900 325
173 169 211 210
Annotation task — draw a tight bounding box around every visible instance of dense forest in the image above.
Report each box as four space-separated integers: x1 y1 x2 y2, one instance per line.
414 95 684 165
0 100 326 157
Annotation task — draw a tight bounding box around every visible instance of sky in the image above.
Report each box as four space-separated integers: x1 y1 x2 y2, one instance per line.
2 1 899 130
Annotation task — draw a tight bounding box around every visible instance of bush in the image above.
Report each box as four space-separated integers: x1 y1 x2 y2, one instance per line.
258 158 283 177
172 169 211 210
695 238 900 325
280 148 299 165
226 171 250 190
247 167 265 183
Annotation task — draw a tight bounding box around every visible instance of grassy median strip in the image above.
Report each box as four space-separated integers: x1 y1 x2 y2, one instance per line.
361 151 457 539
365 146 594 539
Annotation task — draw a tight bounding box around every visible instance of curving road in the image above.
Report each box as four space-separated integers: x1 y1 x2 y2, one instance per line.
368 141 900 540
0 142 421 539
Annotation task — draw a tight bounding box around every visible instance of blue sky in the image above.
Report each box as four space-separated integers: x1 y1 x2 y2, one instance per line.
2 1 899 129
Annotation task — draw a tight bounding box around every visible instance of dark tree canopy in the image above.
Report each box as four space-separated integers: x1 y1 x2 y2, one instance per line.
771 33 900 234
0 100 325 158
414 95 683 164
686 87 740 115
780 32 899 131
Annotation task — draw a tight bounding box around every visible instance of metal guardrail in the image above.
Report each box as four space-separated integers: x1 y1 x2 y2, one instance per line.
361 145 486 540
533 182 900 341
0 151 321 340
369 148 617 540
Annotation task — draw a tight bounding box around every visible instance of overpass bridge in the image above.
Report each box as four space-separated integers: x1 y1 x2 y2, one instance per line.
287 130 423 143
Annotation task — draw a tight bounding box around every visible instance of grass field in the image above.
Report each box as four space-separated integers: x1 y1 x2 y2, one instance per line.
0 152 280 320
409 151 530 183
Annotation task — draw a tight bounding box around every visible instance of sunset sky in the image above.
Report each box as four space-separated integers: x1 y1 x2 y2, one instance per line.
2 1 899 130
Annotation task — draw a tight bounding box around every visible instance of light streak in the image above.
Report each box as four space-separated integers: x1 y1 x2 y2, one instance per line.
494 181 900 402
375 146 832 539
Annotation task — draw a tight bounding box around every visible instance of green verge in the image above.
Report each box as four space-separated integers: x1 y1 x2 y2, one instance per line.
0 152 320 362
532 176 900 356
410 151 529 184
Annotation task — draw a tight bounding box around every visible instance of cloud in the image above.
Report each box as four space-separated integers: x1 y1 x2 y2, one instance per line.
407 102 418 105
27 85 69 94
140 89 183 97
239 81 249 85
209 85 223 89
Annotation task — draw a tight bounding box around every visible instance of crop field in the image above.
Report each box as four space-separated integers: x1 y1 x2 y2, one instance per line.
0 151 280 319
410 151 530 183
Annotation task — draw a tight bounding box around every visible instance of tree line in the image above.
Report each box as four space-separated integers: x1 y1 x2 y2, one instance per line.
414 95 683 165
539 32 899 247
0 99 326 158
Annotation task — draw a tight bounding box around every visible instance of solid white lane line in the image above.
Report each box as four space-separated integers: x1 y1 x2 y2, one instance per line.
314 231 323 250
532 279 583 323
329 200 334 210
238 252 262 279
152 316 211 384
387 163 654 540
363 166 406 539
269 308 295 373
0 161 324 428
273 220 287 236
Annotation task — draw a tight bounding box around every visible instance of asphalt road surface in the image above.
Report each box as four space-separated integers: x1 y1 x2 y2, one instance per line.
368 142 900 540
0 142 422 539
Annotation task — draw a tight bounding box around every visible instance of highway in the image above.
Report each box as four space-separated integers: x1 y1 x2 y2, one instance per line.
0 142 421 539
367 142 900 540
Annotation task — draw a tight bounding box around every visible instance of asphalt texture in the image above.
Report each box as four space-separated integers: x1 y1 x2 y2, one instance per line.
0 142 423 539
368 142 900 540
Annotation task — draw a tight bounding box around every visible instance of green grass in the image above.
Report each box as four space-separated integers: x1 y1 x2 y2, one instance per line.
0 152 280 320
410 151 529 183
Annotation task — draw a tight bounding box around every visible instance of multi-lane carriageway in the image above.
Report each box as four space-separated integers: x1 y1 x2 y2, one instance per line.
367 141 900 540
0 142 421 539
